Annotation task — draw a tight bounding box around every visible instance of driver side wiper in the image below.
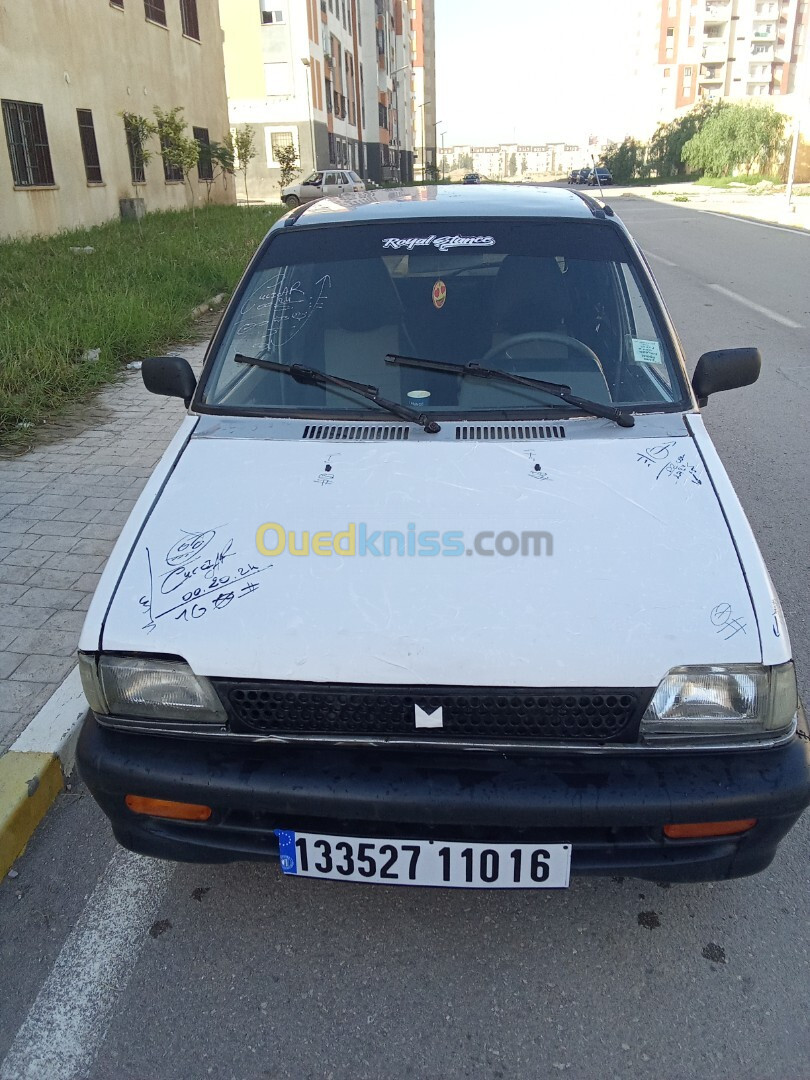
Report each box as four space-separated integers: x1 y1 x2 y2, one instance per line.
234 354 441 434
385 354 634 428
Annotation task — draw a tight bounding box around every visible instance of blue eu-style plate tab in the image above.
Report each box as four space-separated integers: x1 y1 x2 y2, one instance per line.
275 829 298 874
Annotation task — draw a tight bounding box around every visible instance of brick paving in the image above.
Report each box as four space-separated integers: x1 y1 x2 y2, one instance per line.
0 341 206 752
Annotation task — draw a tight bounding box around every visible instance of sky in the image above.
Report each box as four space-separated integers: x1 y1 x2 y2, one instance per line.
434 0 650 147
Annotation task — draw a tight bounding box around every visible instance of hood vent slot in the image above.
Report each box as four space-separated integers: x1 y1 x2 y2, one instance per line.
456 424 566 441
302 424 410 441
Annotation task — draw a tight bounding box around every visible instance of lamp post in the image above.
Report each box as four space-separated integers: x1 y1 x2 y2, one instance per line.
429 119 443 182
415 100 431 182
300 57 316 173
439 130 446 180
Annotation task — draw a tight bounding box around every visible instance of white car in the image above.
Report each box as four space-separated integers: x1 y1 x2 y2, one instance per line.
281 168 365 209
77 186 810 887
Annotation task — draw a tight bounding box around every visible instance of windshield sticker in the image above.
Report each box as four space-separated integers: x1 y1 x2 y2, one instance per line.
432 279 447 309
632 338 663 365
382 235 495 253
636 441 702 485
138 527 270 633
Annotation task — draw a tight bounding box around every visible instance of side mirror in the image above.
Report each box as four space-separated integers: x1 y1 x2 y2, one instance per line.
142 356 197 407
691 347 761 407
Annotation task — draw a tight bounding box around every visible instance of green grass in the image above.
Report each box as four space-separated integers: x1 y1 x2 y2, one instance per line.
672 195 689 202
695 174 781 188
0 204 284 445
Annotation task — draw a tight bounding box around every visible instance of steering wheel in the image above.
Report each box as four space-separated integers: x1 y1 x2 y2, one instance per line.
482 332 606 379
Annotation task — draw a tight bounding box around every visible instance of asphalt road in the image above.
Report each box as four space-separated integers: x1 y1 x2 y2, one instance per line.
1 196 809 1080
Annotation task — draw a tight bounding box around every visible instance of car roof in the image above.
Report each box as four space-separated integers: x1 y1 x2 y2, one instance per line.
280 184 608 228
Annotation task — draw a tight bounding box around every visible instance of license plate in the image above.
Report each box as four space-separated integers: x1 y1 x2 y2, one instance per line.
275 831 571 888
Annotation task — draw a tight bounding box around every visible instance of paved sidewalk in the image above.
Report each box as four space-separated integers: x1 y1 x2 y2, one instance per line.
0 341 205 753
610 181 810 231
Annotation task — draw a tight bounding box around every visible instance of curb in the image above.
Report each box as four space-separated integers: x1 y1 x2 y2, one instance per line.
0 667 88 879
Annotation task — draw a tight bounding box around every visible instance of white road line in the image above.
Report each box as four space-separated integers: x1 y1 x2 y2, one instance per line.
698 210 810 237
645 251 678 267
707 284 802 329
0 850 174 1080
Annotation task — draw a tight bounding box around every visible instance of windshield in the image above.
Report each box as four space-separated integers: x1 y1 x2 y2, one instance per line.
200 219 687 418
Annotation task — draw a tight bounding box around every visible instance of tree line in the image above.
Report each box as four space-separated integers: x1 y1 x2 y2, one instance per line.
599 101 788 184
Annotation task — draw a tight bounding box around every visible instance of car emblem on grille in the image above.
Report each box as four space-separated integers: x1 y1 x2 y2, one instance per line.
414 703 443 729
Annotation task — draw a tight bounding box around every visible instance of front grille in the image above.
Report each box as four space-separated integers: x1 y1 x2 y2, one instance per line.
302 424 410 440
215 681 651 744
455 424 566 441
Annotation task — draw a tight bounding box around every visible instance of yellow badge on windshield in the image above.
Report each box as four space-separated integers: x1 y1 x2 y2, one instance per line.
432 279 447 310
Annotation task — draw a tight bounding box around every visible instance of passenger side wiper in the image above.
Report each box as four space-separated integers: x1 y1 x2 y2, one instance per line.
385 354 634 428
234 354 441 434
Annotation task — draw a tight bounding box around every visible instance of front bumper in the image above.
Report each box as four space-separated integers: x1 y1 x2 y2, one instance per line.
77 714 810 883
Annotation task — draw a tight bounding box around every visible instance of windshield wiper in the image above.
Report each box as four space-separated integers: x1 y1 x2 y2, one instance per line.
385 354 634 428
234 354 441 434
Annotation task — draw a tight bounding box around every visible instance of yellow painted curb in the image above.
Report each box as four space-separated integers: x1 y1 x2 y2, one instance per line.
0 751 64 879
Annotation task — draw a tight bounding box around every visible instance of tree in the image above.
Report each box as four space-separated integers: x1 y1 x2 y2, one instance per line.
520 155 528 175
199 138 235 207
230 126 257 205
682 102 786 177
648 100 720 179
600 137 648 183
120 112 158 233
275 142 301 192
154 106 200 222
508 152 517 177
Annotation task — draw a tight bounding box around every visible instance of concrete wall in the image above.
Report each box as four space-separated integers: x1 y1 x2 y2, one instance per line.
0 0 233 240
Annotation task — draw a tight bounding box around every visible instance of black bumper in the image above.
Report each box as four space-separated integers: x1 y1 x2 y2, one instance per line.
77 715 810 883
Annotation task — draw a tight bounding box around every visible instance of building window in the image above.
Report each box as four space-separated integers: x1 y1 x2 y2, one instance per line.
260 1 284 22
684 66 692 76
193 126 213 180
270 130 294 163
2 100 55 186
160 133 184 181
144 0 166 25
77 109 103 183
110 0 124 7
180 0 200 38
327 131 336 164
124 116 146 183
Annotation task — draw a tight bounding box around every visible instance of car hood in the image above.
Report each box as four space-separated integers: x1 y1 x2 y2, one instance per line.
98 420 761 688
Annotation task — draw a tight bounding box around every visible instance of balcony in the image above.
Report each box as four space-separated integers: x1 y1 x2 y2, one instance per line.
752 25 776 41
704 3 730 23
699 64 724 82
701 43 727 62
750 43 774 59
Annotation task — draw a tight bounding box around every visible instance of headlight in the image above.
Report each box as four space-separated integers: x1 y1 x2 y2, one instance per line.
79 653 226 729
640 662 797 744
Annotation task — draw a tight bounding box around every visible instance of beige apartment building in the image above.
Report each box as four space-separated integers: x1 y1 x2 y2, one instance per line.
0 0 233 240
218 0 422 200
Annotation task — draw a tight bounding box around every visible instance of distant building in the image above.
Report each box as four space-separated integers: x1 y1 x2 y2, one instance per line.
219 0 417 198
0 0 233 240
438 141 604 180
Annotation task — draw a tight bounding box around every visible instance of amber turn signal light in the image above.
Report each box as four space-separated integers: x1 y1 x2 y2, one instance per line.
125 795 212 821
663 819 757 839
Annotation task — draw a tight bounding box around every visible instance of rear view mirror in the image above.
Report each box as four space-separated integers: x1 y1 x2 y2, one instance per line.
692 348 761 406
142 356 197 407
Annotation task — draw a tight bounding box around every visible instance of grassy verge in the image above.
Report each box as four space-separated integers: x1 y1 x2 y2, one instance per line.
0 205 284 445
695 174 781 188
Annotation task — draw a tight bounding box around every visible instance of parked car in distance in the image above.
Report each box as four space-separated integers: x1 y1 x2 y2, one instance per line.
462 172 482 184
281 169 365 208
589 167 614 186
77 184 810 888
567 169 580 184
577 167 592 184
